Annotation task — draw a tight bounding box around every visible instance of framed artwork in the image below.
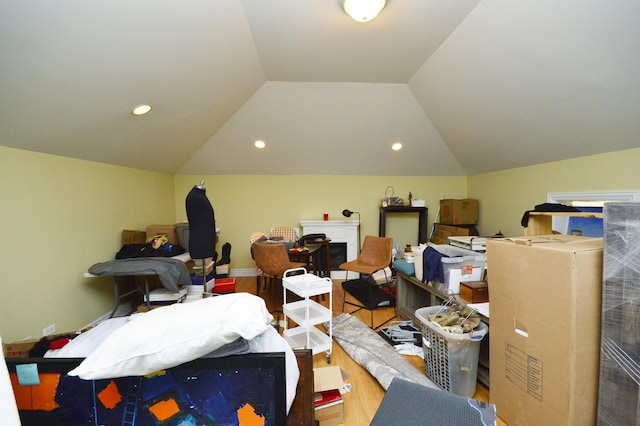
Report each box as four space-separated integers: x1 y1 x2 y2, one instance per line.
6 353 287 426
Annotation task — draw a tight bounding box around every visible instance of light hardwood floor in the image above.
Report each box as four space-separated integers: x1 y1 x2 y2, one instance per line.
233 275 507 425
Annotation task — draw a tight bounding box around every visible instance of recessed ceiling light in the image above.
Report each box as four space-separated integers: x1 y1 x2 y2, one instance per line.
131 104 152 116
392 142 403 151
254 140 266 149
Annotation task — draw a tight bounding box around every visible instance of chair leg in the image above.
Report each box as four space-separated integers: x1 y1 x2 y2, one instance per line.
341 271 349 313
256 274 261 296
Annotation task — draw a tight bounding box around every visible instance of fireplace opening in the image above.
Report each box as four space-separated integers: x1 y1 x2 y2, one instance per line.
329 242 347 271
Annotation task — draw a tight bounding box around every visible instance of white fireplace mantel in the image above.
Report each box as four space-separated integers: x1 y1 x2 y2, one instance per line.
300 220 360 279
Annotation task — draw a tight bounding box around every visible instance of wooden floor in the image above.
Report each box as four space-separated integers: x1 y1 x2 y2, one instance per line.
234 275 507 425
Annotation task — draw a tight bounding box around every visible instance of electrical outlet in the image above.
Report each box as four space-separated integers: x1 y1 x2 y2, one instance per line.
43 324 55 336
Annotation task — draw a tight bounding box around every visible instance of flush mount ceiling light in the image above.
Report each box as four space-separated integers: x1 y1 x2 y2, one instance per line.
254 140 266 149
343 0 386 23
392 142 403 151
131 104 152 116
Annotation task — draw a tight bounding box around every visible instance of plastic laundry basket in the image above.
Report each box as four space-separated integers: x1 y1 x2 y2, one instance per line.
415 306 488 397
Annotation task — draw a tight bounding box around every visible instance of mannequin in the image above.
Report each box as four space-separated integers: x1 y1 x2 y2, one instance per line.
185 181 217 260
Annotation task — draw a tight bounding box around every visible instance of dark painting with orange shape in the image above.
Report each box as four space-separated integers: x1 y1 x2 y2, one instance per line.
7 354 287 426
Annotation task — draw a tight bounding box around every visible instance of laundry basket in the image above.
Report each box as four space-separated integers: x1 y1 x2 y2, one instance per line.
415 305 488 397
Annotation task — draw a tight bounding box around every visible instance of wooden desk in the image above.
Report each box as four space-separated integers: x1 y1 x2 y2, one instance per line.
288 244 330 277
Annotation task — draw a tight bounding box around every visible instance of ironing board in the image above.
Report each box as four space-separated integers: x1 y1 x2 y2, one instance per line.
84 253 192 317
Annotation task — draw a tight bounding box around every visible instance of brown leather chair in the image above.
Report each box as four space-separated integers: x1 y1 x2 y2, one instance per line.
252 241 305 298
339 235 395 329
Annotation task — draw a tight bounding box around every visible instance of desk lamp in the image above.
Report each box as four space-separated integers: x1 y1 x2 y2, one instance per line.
342 209 361 255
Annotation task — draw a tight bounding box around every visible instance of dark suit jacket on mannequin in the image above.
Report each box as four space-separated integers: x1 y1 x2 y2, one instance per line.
185 185 217 259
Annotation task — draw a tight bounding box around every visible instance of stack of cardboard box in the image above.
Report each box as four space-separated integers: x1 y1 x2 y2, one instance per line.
431 199 479 244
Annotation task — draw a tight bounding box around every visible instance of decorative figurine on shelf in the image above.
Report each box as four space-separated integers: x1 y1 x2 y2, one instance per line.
408 192 413 203
405 243 412 253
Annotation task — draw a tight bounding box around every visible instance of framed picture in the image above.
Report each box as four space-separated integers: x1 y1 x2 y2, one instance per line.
7 353 287 426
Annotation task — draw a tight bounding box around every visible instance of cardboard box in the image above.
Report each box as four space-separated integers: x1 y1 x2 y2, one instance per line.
3 330 88 358
146 224 178 245
460 280 489 303
314 366 348 426
487 235 603 426
439 199 479 225
431 223 478 244
122 229 146 245
3 340 38 358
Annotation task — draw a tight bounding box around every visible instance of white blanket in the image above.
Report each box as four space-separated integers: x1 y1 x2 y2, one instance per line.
48 293 300 413
0 336 21 426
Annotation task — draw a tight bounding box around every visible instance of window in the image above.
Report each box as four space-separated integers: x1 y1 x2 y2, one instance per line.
546 191 640 237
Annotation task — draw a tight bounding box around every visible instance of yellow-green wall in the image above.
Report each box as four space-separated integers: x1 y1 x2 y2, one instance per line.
174 175 468 271
468 148 640 237
3 144 640 342
0 146 176 342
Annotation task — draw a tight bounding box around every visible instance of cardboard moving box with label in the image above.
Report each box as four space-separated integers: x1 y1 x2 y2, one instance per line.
487 235 603 426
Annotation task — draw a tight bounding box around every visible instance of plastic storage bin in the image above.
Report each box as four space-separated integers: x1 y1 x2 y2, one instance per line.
412 245 427 281
174 222 189 249
428 243 486 294
415 305 488 397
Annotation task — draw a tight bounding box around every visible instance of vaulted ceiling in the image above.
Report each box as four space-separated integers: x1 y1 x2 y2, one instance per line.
1 0 639 176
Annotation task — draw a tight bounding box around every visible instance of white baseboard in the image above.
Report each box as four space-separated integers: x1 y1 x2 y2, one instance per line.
229 268 258 277
84 300 134 329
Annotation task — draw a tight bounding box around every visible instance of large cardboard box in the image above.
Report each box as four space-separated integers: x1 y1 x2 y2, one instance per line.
487 235 603 425
439 199 479 225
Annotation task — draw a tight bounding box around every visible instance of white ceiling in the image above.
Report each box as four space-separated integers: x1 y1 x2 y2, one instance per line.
1 0 639 176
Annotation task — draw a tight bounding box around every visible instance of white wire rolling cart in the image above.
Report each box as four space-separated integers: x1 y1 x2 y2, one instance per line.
282 267 333 363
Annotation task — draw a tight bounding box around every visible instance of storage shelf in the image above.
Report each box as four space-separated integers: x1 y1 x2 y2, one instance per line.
283 326 332 355
282 273 332 297
283 300 332 327
525 211 603 236
283 269 332 362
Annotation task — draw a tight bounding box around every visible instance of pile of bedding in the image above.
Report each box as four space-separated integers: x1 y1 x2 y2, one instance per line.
46 292 300 412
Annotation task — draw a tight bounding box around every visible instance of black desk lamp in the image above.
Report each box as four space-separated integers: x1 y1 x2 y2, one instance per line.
342 209 361 255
